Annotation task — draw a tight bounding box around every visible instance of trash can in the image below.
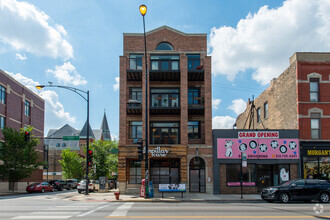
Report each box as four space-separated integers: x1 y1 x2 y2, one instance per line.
148 181 154 198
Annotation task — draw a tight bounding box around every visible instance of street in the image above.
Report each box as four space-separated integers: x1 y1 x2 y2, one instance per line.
1 191 330 219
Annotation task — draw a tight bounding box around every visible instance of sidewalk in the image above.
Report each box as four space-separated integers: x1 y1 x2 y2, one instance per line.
69 190 262 203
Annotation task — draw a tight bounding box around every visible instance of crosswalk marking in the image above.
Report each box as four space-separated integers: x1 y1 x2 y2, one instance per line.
78 204 111 217
109 202 134 217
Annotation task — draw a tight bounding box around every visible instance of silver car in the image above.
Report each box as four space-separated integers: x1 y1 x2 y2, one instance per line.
77 179 98 193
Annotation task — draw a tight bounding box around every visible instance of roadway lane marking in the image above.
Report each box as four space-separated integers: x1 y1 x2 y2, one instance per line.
78 204 114 217
12 216 71 219
105 216 330 219
109 202 134 217
30 211 80 215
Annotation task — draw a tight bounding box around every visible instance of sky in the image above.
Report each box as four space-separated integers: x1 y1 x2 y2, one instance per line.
1 0 330 139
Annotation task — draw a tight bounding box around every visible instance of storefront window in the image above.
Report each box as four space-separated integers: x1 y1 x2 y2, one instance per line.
320 157 330 180
226 164 256 186
304 157 318 180
273 164 290 185
128 160 141 184
150 159 180 184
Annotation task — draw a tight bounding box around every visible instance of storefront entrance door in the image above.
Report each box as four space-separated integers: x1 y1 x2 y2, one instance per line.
189 157 206 193
256 164 273 190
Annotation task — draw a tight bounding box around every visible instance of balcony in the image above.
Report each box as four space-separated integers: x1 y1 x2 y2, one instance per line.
188 96 204 115
127 99 142 115
150 89 180 115
150 122 180 145
150 55 180 81
127 69 142 81
188 56 204 81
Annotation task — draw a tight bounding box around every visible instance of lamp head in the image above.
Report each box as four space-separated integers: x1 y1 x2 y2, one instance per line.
139 4 147 16
36 85 45 90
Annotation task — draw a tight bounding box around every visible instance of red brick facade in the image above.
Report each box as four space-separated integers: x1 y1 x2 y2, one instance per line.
119 26 213 194
0 69 44 191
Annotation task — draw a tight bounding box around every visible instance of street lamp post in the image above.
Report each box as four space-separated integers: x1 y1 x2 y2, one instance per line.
36 83 90 195
139 4 149 198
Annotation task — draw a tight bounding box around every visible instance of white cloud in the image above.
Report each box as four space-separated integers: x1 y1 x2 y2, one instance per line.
212 116 236 129
212 98 221 110
0 0 73 59
209 0 330 85
6 71 76 132
228 99 246 115
16 53 27 60
113 77 119 92
47 62 87 86
111 134 118 141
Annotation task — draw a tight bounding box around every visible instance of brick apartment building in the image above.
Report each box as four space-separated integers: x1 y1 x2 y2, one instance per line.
118 26 213 194
235 52 330 186
0 69 44 192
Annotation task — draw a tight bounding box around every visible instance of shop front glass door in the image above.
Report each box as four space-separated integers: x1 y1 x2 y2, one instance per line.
256 164 273 190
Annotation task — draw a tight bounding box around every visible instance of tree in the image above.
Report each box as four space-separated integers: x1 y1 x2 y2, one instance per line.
88 140 118 180
0 126 44 192
59 149 84 179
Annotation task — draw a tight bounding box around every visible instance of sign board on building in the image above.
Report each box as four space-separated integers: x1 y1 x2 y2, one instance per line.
238 131 279 139
307 150 330 156
148 146 169 157
217 138 299 159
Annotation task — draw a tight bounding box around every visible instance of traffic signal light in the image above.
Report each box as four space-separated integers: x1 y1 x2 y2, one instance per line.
136 139 144 161
24 131 30 142
87 150 93 166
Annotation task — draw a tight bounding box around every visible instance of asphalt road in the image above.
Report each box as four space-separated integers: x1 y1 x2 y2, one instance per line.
1 191 330 219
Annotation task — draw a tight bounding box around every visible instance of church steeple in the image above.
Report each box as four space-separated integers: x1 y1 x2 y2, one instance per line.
101 111 111 141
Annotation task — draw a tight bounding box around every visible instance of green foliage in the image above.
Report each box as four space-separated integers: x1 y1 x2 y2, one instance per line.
87 140 118 179
59 149 84 179
0 126 44 184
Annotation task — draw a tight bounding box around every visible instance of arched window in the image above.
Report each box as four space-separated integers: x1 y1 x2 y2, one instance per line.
156 42 174 50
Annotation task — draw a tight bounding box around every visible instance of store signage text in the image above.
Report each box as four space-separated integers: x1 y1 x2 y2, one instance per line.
148 146 169 157
238 131 279 139
307 150 330 156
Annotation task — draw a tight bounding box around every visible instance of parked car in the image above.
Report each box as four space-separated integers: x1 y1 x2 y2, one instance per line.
48 180 63 191
77 179 99 193
67 179 79 189
261 179 330 203
26 182 54 193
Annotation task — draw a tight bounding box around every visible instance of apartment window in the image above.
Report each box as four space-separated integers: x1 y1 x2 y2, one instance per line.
188 121 200 139
150 55 179 71
0 116 5 129
24 100 30 116
151 88 179 107
150 122 179 144
156 42 173 50
0 85 6 104
310 78 319 102
264 102 268 119
187 55 200 70
129 121 142 139
129 54 143 70
257 107 261 123
128 160 141 184
188 88 201 105
311 113 321 139
129 88 142 106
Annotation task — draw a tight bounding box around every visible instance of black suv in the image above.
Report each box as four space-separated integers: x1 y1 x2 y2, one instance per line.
48 180 63 191
261 179 330 203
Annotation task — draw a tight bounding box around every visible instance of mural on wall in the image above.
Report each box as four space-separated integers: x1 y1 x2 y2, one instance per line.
217 138 299 159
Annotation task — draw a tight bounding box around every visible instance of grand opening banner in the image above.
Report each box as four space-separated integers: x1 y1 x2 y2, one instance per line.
217 138 299 159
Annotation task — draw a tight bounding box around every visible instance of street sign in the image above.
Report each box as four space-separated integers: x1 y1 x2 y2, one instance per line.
242 152 247 161
63 136 79 141
242 160 247 167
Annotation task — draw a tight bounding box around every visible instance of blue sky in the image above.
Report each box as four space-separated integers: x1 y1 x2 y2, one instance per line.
1 0 329 139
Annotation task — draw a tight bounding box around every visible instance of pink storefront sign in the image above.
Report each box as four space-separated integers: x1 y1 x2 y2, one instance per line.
217 138 299 159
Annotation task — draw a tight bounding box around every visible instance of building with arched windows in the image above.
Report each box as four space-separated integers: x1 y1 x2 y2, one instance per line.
118 26 213 194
